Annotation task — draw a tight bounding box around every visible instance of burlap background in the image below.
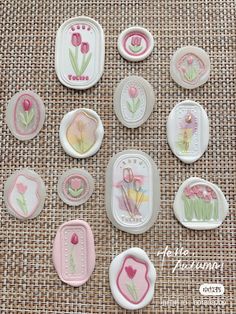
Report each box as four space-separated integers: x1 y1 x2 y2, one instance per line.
0 0 235 313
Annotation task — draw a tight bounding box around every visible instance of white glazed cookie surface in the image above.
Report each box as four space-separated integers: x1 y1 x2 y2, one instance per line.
167 100 209 164
59 108 104 159
109 247 156 310
170 46 210 89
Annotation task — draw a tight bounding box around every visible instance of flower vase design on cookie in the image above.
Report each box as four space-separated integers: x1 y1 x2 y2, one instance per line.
55 17 104 89
177 54 205 85
106 150 160 234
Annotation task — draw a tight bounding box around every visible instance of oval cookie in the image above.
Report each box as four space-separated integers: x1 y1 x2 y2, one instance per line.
59 108 104 158
109 248 156 310
53 220 95 287
114 76 154 128
105 150 160 234
170 46 210 89
55 16 105 89
58 168 94 206
4 168 46 220
118 26 154 62
6 91 45 141
174 177 229 230
167 100 209 164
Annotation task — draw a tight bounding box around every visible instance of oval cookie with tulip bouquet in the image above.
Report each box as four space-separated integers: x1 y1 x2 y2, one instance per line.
174 177 229 230
114 76 155 128
53 220 95 287
106 150 160 234
55 16 105 89
6 91 45 141
4 168 46 220
59 108 104 158
109 248 156 310
57 168 94 206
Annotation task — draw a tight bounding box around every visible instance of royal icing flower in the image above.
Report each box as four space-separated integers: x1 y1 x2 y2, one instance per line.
81 42 89 54
16 183 27 194
125 265 137 279
71 232 79 245
70 178 82 190
71 33 81 47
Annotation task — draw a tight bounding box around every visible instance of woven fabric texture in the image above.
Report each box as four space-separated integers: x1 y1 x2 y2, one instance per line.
0 0 235 313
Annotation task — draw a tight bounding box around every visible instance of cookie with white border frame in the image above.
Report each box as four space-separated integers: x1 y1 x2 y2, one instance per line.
174 177 229 230
57 168 94 206
109 248 156 310
114 76 154 128
59 108 104 158
170 46 210 89
4 168 46 220
118 26 154 62
6 91 45 141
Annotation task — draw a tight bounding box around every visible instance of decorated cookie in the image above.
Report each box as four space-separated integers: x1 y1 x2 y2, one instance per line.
58 168 94 206
55 16 104 89
59 108 104 158
6 91 45 141
53 220 95 287
114 76 154 128
118 26 154 62
170 46 210 89
167 100 209 163
109 248 156 310
174 177 229 230
106 150 160 234
4 168 46 220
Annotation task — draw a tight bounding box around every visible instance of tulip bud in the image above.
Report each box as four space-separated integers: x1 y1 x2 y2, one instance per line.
123 168 134 183
71 233 79 245
81 42 89 54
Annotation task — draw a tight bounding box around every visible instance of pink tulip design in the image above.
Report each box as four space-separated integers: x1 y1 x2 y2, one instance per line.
69 34 92 76
127 86 141 115
129 36 143 54
68 177 84 198
20 98 35 128
16 183 28 215
81 42 89 54
71 33 81 47
69 233 79 273
125 265 138 301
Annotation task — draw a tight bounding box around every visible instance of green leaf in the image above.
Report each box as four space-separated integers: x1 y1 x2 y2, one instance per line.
127 101 134 113
27 108 34 125
79 52 92 75
19 112 27 126
68 187 83 198
126 283 136 301
69 48 80 75
213 201 219 221
134 98 141 112
128 45 143 53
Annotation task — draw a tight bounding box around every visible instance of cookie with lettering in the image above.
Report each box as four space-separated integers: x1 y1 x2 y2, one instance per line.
170 46 210 89
53 220 95 286
118 26 154 62
106 150 160 234
4 168 46 220
59 108 104 158
114 76 154 128
174 177 229 230
167 100 209 163
109 248 156 310
55 16 105 89
57 168 94 206
6 91 45 141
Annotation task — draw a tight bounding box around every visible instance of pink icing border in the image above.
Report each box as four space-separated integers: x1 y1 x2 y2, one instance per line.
62 174 89 202
14 93 41 136
116 255 150 304
7 173 41 219
122 32 149 57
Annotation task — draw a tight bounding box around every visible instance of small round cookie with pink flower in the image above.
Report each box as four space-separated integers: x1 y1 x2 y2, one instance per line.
57 168 94 206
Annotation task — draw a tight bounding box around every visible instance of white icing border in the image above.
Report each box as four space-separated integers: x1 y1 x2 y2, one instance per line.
59 108 104 159
109 247 156 310
173 177 229 230
167 100 209 164
170 46 210 89
117 26 154 62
